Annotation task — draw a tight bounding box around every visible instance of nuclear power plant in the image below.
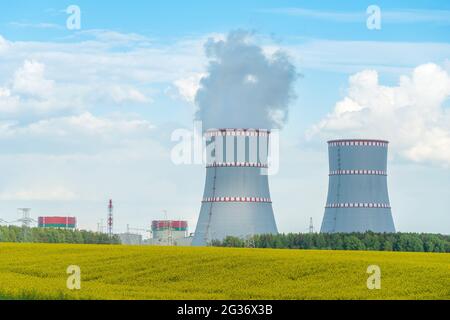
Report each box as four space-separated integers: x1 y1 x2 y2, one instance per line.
320 139 396 233
1 135 401 246
192 128 278 246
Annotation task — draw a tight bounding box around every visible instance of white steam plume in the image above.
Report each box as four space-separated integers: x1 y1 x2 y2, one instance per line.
195 30 297 130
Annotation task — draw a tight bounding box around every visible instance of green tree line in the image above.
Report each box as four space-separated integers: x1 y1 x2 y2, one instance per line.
211 232 450 253
0 225 121 244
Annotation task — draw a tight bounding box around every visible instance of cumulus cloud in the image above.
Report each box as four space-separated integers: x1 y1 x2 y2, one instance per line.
195 30 297 129
0 31 207 95
12 60 54 98
309 63 450 166
0 59 71 114
0 59 151 115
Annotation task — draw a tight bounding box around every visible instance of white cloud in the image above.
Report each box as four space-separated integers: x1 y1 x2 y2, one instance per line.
0 32 213 116
0 187 77 201
109 85 150 104
260 7 450 24
309 63 450 167
9 22 63 30
173 73 205 103
285 39 450 75
445 59 450 73
37 112 154 135
0 88 10 97
259 7 364 22
84 29 152 44
1 31 449 115
0 32 207 84
0 112 157 174
0 111 197 231
0 59 153 115
0 35 9 53
0 59 72 114
0 112 155 143
12 59 54 98
0 87 20 113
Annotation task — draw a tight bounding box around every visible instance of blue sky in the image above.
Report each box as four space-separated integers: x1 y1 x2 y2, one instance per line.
2 0 450 41
0 1 449 235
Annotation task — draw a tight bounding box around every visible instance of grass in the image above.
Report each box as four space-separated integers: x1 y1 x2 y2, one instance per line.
0 243 449 300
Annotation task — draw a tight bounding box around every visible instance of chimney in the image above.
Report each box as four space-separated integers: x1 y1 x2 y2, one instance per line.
321 139 396 233
192 128 278 245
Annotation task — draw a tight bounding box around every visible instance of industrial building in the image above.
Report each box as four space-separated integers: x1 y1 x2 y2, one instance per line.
320 139 396 233
147 220 192 246
118 232 143 245
38 216 77 229
192 129 278 246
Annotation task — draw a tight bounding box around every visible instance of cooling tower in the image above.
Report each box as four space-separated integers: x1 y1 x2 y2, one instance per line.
320 139 396 233
192 129 278 246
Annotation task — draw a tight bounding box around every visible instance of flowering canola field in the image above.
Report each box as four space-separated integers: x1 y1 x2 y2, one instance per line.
0 243 448 300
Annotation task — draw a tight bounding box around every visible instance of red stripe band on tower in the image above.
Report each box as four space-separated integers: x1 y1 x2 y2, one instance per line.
206 162 268 168
328 140 389 147
325 203 391 208
329 170 387 176
205 129 270 137
202 197 272 203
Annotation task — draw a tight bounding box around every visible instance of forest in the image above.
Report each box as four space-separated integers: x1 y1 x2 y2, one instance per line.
0 225 120 244
211 232 450 253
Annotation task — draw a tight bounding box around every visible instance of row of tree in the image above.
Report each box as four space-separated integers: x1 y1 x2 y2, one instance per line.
211 232 450 253
0 225 121 244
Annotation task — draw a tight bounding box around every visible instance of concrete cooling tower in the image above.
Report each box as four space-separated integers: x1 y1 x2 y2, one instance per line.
320 139 396 233
192 129 278 246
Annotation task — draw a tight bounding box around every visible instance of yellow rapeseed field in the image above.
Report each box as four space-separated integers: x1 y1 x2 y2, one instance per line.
0 243 448 300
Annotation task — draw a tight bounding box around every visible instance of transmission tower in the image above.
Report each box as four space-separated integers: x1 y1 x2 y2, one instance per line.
309 217 314 234
107 200 113 239
97 219 104 233
17 208 33 242
245 235 256 248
